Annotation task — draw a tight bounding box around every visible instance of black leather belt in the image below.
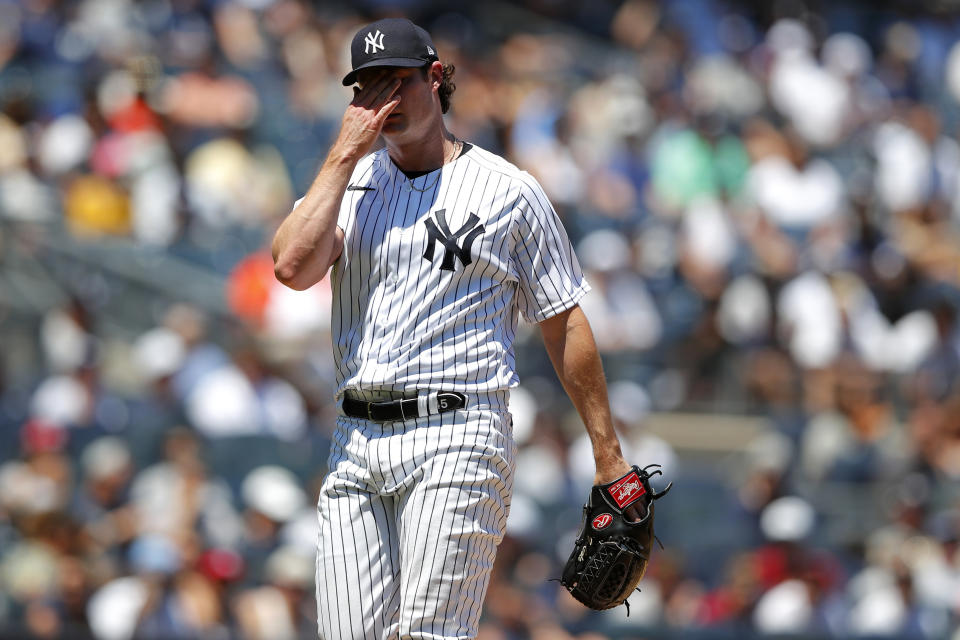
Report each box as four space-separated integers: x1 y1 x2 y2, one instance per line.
342 391 467 423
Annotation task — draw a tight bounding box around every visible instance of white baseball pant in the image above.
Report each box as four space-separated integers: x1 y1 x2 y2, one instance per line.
316 390 515 640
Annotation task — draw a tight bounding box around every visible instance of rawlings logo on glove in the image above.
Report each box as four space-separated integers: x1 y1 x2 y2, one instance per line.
607 472 646 508
560 464 671 611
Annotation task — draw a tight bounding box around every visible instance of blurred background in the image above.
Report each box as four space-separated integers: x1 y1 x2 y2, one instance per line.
2 0 960 638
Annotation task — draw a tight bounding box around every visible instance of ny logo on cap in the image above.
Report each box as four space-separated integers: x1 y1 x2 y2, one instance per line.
364 29 385 54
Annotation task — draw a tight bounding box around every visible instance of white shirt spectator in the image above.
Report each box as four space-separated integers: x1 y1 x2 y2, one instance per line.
874 121 932 212
754 579 813 634
682 198 737 271
577 229 662 352
748 155 844 228
777 271 843 369
717 274 772 344
185 365 307 441
769 50 851 147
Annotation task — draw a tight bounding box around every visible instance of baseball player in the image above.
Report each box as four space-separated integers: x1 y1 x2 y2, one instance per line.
272 17 640 640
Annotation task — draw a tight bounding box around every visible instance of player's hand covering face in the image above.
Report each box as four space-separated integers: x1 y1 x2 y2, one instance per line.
355 66 438 140
336 69 401 157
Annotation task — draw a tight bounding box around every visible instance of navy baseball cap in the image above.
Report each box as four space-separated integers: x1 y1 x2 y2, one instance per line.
342 18 439 86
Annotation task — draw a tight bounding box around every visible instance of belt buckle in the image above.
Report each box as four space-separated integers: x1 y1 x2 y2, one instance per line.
367 402 374 422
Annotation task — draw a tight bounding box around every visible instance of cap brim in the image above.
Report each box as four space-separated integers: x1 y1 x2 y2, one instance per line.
342 58 433 86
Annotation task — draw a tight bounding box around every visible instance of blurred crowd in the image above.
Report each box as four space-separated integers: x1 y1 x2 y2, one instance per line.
2 0 960 638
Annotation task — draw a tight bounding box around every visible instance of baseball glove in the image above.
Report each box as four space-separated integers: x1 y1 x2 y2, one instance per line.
560 464 671 611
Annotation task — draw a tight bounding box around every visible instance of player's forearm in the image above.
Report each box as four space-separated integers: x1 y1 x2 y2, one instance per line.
272 151 355 290
274 71 401 290
539 306 628 479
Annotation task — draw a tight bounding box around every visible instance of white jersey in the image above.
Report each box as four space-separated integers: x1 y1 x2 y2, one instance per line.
327 143 588 396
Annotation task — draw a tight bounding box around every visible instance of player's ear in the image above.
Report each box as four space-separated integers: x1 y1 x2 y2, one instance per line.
429 60 443 90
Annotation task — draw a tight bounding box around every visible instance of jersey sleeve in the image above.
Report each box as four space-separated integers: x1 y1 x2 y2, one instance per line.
337 154 378 229
511 174 590 323
336 184 354 230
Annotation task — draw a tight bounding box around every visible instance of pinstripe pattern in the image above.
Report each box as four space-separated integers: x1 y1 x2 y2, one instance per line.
313 142 586 639
328 144 589 397
316 395 515 640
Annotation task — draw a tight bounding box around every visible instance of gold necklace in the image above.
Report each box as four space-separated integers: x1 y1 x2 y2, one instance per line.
407 138 460 192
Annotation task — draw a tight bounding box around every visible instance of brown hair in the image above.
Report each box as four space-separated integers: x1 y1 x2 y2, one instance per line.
422 63 456 114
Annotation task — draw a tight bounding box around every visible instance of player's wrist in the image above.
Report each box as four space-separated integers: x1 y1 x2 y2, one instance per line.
326 142 366 167
591 438 625 465
593 448 630 479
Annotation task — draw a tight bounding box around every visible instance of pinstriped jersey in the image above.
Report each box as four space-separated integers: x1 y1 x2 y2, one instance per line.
327 143 589 396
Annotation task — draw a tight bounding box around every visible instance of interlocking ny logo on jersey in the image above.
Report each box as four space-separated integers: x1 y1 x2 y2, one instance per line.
364 30 385 54
423 209 484 272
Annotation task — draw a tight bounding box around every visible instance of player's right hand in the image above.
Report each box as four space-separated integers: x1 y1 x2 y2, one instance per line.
335 71 401 159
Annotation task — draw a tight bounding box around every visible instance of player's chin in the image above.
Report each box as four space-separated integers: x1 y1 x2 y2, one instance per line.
382 113 404 131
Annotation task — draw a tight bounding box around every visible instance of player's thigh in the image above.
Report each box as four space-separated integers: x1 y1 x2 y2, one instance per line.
317 456 401 638
395 410 515 637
